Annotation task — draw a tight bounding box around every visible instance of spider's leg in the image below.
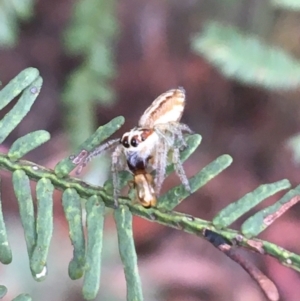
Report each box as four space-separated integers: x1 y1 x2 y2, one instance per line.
111 144 125 208
178 123 194 134
76 138 120 174
172 148 191 193
154 126 174 146
86 138 120 162
153 140 168 195
170 122 194 150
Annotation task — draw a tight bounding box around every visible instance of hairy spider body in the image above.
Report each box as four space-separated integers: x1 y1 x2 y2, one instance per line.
76 87 193 208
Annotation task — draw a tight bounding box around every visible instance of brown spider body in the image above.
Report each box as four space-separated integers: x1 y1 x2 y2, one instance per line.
76 87 192 208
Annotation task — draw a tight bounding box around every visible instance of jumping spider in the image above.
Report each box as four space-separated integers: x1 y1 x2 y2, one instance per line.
76 87 193 208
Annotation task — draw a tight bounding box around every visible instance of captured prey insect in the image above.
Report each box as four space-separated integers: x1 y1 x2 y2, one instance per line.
76 87 193 208
131 171 157 208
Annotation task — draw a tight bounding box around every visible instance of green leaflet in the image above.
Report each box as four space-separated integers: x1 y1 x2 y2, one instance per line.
114 206 143 301
30 178 54 279
82 195 105 300
12 170 36 260
11 293 32 301
0 285 7 299
158 154 233 210
54 116 124 177
0 179 12 264
0 67 39 110
192 22 300 90
0 76 43 144
62 188 85 279
241 185 300 238
8 130 51 161
213 179 291 229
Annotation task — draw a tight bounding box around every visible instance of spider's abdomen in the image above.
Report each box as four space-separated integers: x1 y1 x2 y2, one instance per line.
138 87 186 128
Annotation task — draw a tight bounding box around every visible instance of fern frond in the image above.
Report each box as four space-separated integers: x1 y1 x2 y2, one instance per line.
241 185 300 237
192 21 300 90
0 0 34 47
62 0 118 147
213 179 291 229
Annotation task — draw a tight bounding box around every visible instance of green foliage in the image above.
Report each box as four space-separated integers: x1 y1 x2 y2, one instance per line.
54 116 124 178
83 196 105 300
1 68 300 300
0 285 7 298
114 206 143 301
271 0 300 10
0 180 12 265
241 185 300 237
62 188 86 280
0 0 34 47
12 170 36 266
0 74 42 143
159 154 233 211
63 0 118 148
30 179 54 276
8 130 51 161
192 21 300 90
213 179 291 229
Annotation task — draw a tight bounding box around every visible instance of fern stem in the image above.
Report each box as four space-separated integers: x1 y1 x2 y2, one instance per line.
1 153 300 272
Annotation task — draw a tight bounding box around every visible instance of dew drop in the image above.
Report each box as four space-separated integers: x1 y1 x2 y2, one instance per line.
30 86 38 94
33 265 48 281
186 215 195 221
286 258 292 265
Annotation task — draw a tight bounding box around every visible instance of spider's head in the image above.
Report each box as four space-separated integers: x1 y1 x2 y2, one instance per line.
120 128 153 150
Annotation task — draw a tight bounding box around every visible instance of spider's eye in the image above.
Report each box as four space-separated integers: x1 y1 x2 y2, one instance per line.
122 137 130 148
131 138 138 147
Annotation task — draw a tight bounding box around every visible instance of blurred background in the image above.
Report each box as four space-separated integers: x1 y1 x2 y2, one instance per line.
1 0 300 300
